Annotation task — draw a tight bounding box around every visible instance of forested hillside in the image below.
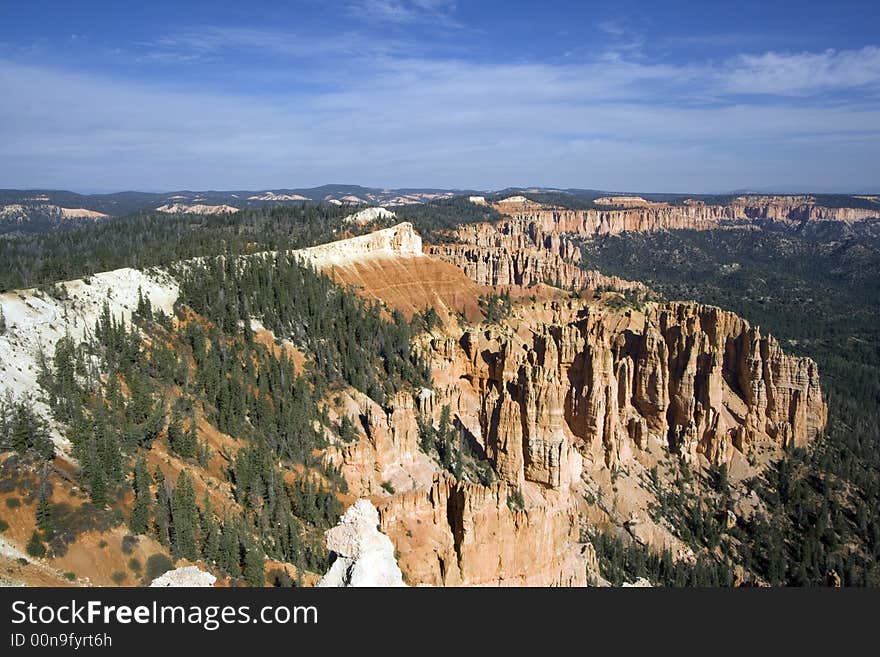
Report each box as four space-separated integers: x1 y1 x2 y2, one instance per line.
1 290 356 583
0 205 349 290
0 204 450 585
0 197 507 291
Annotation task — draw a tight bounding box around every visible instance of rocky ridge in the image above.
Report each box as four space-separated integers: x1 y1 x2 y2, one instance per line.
297 222 422 267
428 194 879 294
155 203 238 215
428 221 643 291
494 195 879 240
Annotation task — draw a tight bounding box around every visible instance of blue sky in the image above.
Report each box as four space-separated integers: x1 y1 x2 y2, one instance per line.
1 0 878 193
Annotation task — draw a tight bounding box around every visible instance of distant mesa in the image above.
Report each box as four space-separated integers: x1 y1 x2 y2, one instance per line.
385 196 422 206
155 203 238 215
325 194 369 205
468 195 488 206
0 203 108 221
594 196 660 208
497 195 530 204
59 207 110 219
247 192 309 201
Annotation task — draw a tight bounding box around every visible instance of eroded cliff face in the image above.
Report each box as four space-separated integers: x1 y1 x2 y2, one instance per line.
496 195 879 238
426 299 825 472
376 472 591 586
329 389 437 498
331 295 826 586
427 220 643 292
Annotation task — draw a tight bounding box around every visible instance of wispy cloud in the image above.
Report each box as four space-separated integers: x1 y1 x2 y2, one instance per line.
723 46 880 95
2 42 879 193
596 20 627 37
2 20 880 193
137 25 399 64
592 18 647 61
348 0 461 27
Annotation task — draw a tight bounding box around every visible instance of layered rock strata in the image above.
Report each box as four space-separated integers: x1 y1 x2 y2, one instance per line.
377 473 590 586
427 300 826 471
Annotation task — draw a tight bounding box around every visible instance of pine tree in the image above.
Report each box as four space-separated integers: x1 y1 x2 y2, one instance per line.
154 470 171 548
136 286 153 320
167 412 193 458
0 306 6 334
185 417 198 458
171 472 198 560
36 483 53 538
243 539 266 587
130 456 152 535
200 494 220 564
26 530 46 558
218 519 240 576
90 465 107 507
10 405 29 455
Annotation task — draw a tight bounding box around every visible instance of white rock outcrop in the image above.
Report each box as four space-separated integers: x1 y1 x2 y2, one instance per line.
156 203 238 215
621 577 653 587
318 499 406 587
343 206 396 226
297 222 422 267
247 192 309 201
149 566 217 587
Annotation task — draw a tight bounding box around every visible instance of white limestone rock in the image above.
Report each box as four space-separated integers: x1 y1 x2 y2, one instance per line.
318 499 406 587
343 206 396 226
149 566 217 587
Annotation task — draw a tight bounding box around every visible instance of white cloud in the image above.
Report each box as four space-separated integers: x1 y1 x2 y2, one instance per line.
1 40 879 192
723 46 880 95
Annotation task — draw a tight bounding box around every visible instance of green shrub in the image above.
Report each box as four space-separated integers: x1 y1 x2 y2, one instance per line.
63 572 76 582
121 535 138 554
5 497 20 509
145 553 173 582
111 571 127 584
26 531 46 558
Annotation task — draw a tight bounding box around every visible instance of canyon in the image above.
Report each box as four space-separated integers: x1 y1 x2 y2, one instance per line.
0 196 847 587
